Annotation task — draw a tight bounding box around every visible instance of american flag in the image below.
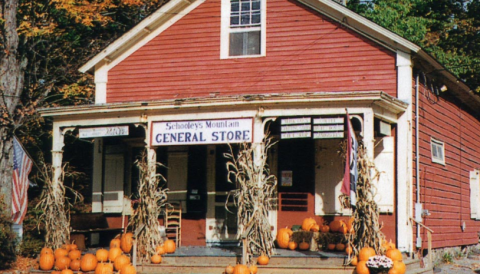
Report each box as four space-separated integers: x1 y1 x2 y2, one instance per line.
341 111 358 207
12 137 33 224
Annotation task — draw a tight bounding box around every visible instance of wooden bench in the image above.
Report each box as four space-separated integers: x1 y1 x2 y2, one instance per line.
70 213 124 249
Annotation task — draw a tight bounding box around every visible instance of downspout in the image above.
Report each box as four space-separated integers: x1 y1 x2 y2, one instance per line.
415 73 421 246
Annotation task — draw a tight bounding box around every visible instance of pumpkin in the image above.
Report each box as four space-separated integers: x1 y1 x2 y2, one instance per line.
345 245 353 255
120 232 134 253
347 217 355 233
299 240 310 250
68 243 78 251
55 256 71 270
329 220 341 232
225 265 234 274
301 217 317 231
151 254 162 264
388 260 406 274
359 247 376 261
41 247 54 256
337 221 348 234
61 269 74 274
257 254 269 265
62 244 72 252
68 249 82 260
355 261 370 274
382 239 396 251
70 259 81 271
288 241 298 250
335 243 346 251
164 239 176 253
39 254 55 271
327 243 336 251
233 264 249 274
155 245 166 255
350 256 358 266
119 264 136 274
114 254 131 271
386 248 403 262
54 248 69 259
51 271 61 274
81 253 98 272
108 247 123 262
320 225 330 233
276 227 293 249
110 238 121 249
311 224 320 232
96 248 109 262
95 263 114 274
249 265 258 274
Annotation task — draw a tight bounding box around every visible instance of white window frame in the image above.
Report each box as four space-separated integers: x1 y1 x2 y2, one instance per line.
220 0 266 59
430 138 445 165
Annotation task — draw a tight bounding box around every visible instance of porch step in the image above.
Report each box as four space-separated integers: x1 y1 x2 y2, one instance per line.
405 258 434 274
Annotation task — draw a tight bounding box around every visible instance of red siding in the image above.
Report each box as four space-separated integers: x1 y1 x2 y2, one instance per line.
413 80 480 249
107 0 397 102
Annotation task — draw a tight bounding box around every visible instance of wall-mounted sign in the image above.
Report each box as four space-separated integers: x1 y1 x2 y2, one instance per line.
79 126 129 138
281 170 293 187
281 117 311 139
281 116 345 139
151 118 253 146
314 132 344 139
313 117 344 124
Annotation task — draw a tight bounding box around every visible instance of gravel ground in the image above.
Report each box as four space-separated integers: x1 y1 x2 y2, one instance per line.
433 251 480 274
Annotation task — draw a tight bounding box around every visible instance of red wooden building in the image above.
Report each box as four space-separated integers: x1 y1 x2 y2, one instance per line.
40 0 480 259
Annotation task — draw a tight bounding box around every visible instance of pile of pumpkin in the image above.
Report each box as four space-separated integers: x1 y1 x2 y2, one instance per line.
38 233 178 274
352 244 406 274
223 254 269 274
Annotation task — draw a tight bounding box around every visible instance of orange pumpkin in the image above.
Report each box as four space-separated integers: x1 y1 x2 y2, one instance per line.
299 240 310 250
55 256 71 270
320 225 330 233
388 260 406 274
120 232 134 253
350 256 358 266
347 217 355 233
114 254 131 271
68 243 78 251
119 264 136 274
301 217 317 231
109 247 123 262
164 239 176 253
288 241 298 250
225 265 234 274
311 224 320 232
151 254 162 264
41 247 54 256
337 221 348 234
233 264 249 274
39 254 55 271
249 265 258 274
335 243 346 251
356 260 370 274
81 253 98 272
382 239 396 251
345 245 353 255
359 247 376 261
95 263 114 274
257 254 269 265
62 244 72 252
68 249 82 260
155 245 166 255
327 243 336 251
54 248 69 259
96 248 109 262
51 271 61 274
385 248 403 262
110 238 121 249
61 269 73 274
70 259 81 271
276 227 293 249
329 220 341 232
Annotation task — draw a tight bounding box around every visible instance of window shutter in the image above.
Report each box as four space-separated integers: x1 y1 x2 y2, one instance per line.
470 170 480 219
103 154 125 213
374 136 394 213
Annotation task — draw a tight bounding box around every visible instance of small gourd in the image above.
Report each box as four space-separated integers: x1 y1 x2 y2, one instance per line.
257 254 269 265
151 254 162 264
299 240 310 250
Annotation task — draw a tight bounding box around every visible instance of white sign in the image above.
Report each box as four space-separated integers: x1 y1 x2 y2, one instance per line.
313 117 344 124
314 132 344 139
151 118 253 146
281 117 311 125
281 132 311 139
313 125 344 132
79 126 129 138
281 171 293 187
281 124 312 132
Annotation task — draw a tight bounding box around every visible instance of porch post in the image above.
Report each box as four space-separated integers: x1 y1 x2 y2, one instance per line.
51 124 74 189
363 109 375 160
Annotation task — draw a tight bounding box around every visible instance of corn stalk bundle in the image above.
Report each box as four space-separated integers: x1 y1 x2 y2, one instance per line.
129 151 168 260
36 163 82 249
225 135 277 264
340 142 385 261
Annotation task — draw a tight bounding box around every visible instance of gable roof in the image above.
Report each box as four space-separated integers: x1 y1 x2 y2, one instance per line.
79 0 480 111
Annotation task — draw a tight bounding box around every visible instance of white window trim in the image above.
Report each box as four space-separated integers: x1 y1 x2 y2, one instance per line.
430 138 445 165
220 0 267 59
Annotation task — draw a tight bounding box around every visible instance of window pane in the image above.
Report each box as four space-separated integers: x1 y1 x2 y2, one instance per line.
246 31 261 55
229 32 244 56
231 1 239 11
252 0 260 10
230 14 240 25
432 144 438 158
241 1 251 11
437 145 444 159
241 11 250 25
252 11 260 24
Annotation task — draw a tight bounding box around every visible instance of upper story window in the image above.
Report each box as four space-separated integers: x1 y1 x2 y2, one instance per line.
221 0 266 58
431 138 445 165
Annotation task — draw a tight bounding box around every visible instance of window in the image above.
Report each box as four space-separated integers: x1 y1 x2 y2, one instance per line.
430 138 445 165
221 0 266 58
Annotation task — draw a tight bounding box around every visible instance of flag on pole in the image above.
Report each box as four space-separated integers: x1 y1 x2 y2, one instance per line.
341 111 358 207
12 137 33 225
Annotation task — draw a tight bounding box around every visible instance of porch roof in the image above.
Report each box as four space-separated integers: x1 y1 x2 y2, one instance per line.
39 91 407 121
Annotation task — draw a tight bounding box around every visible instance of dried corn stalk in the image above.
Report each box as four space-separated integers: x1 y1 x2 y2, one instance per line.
128 151 168 260
225 134 277 265
36 163 83 249
341 142 385 262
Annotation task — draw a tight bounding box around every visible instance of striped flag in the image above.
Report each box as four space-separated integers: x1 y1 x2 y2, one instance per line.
12 137 33 225
341 112 358 207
